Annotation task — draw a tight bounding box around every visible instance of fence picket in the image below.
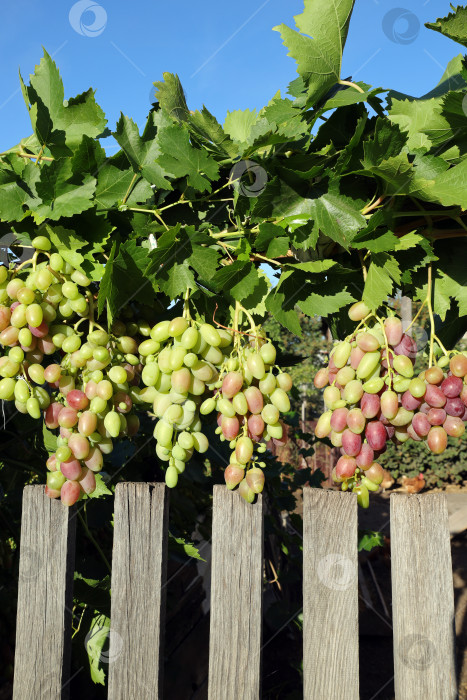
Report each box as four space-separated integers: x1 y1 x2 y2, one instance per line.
391 493 457 700
303 488 359 700
208 486 264 700
108 483 169 699
13 485 76 700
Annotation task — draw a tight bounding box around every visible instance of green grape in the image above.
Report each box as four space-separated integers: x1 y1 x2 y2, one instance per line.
0 360 20 378
181 327 199 349
270 388 290 413
62 281 79 300
71 270 90 286
90 396 107 414
172 443 187 461
262 404 279 425
46 283 63 304
40 302 57 323
165 465 179 488
202 345 223 365
28 364 45 384
32 235 51 251
7 278 25 299
174 459 186 473
59 300 73 318
9 346 24 363
169 347 186 370
70 296 88 315
183 352 198 368
125 353 139 366
14 379 30 403
154 419 174 448
218 398 235 418
268 422 283 439
192 432 209 453
35 269 53 290
200 397 216 415
0 266 7 284
104 411 121 438
34 386 50 408
139 339 160 356
47 471 66 491
11 304 27 328
93 347 110 363
0 378 15 400
151 320 170 342
16 287 36 305
49 253 64 271
18 327 33 347
168 317 189 337
26 397 41 419
62 335 81 353
178 431 194 449
142 363 160 387
108 366 127 384
88 330 109 346
232 392 248 415
56 446 72 462
164 404 184 424
259 342 276 365
200 323 221 347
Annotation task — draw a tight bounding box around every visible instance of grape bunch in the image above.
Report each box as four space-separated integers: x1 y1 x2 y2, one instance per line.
314 301 467 507
0 235 294 506
0 237 146 505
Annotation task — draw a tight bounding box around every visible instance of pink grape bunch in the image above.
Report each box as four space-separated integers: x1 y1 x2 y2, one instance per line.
214 333 292 503
313 301 467 508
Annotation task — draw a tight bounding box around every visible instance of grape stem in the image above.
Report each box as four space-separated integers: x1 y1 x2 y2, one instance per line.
404 299 426 334
375 314 393 388
183 288 192 321
433 334 449 358
427 263 436 368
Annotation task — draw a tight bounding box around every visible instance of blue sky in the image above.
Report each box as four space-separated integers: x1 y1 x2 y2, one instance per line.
0 0 462 152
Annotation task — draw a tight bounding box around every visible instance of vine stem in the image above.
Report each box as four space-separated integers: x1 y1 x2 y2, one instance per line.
427 263 436 368
183 288 192 321
78 510 111 573
375 313 393 388
122 173 139 205
361 195 385 215
404 299 426 334
338 79 365 93
0 151 54 162
433 334 449 358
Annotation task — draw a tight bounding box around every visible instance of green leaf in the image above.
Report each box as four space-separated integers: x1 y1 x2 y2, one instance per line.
274 0 356 107
0 162 40 221
426 6 467 48
211 261 262 301
388 97 444 151
153 72 189 121
98 239 154 321
363 253 401 309
42 424 57 454
358 529 384 552
45 224 87 270
362 118 407 167
420 158 467 208
156 124 220 192
169 534 206 561
113 113 171 189
85 613 110 685
187 244 219 282
33 160 96 222
223 109 259 144
188 106 237 158
88 474 113 499
56 89 107 151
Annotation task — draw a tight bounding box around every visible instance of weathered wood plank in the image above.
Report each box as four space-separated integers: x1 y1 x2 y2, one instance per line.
303 488 359 700
13 485 76 700
108 482 169 700
391 493 457 700
208 486 264 700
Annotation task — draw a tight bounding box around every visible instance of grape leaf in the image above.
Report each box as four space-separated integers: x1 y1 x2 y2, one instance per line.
274 0 356 107
211 261 262 301
188 106 237 158
358 529 384 552
426 6 467 48
153 72 189 121
45 225 87 270
33 160 96 222
0 163 40 221
98 240 153 321
42 424 57 454
169 534 205 561
113 114 171 189
363 253 401 309
156 124 220 192
89 473 113 499
85 613 110 684
223 109 259 144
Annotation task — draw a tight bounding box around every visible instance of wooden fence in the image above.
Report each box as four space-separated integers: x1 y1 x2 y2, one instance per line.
12 485 457 699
